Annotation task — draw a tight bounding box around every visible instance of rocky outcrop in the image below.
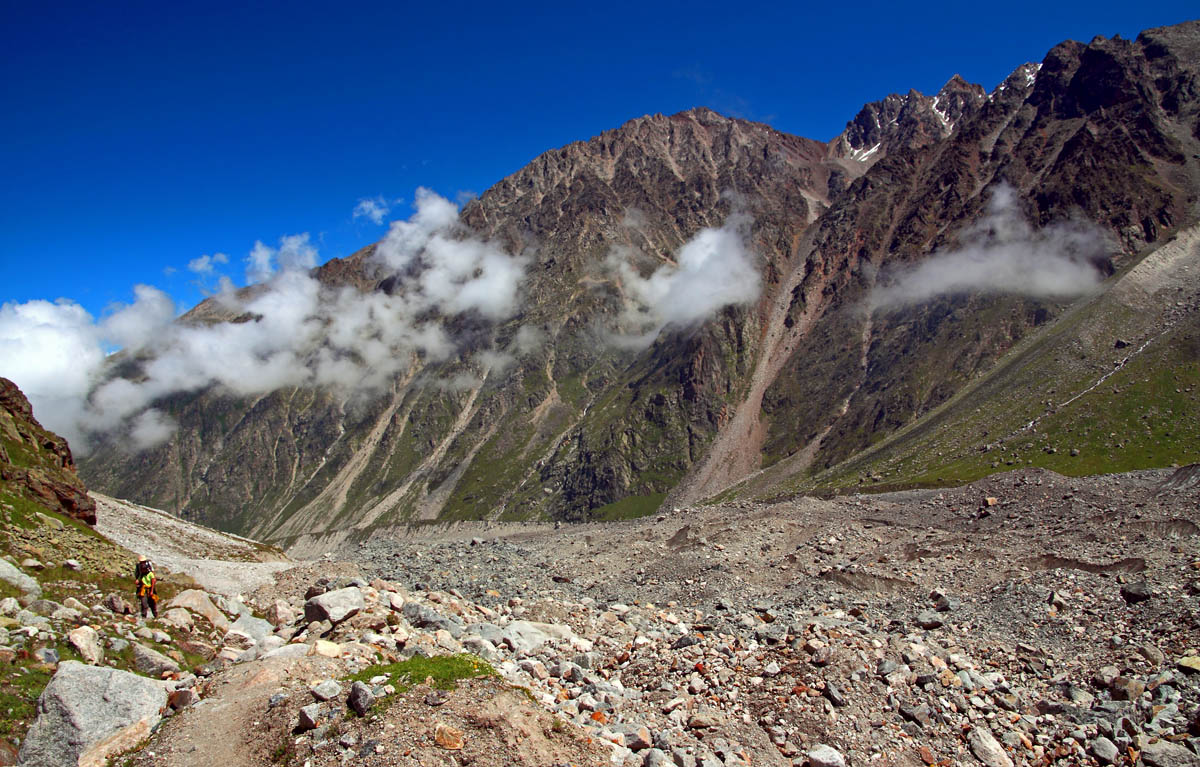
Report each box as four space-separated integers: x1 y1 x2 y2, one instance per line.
0 378 96 525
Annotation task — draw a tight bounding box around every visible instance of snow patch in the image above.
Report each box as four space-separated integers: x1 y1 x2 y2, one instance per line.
849 142 882 162
1025 63 1041 87
931 96 953 133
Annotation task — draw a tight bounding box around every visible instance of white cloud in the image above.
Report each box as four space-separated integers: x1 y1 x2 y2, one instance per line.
0 286 177 448
246 240 275 284
245 234 318 284
870 184 1107 310
353 196 392 225
0 190 530 454
187 252 229 274
372 188 530 320
606 213 761 347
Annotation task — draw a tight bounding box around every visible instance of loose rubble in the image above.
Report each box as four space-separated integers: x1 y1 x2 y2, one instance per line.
14 466 1198 767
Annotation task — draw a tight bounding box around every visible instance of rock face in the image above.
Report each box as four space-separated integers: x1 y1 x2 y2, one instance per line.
18 661 167 767
79 22 1200 538
0 378 96 525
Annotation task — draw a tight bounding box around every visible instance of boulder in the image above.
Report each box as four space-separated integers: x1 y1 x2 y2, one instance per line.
1143 740 1200 767
18 661 167 767
808 745 846 767
297 703 322 731
162 608 194 631
498 620 574 654
102 594 133 615
264 599 295 628
0 558 40 597
165 590 231 632
401 601 462 636
228 613 274 646
968 726 1013 767
131 643 180 678
310 680 342 701
347 681 375 715
67 626 103 665
303 587 364 625
1120 582 1153 605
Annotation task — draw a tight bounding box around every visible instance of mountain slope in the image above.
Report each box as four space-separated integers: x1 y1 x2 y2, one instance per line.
1 377 96 525
80 22 1200 542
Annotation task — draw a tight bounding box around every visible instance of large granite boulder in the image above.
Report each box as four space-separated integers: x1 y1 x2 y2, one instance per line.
18 661 167 767
303 586 364 625
165 589 231 632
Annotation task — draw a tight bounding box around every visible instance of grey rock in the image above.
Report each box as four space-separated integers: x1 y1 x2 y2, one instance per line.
498 620 573 654
1090 736 1119 764
131 642 181 678
229 612 274 646
27 599 63 617
298 703 323 731
643 748 669 767
1143 740 1200 767
18 661 167 767
35 647 59 665
311 680 343 701
824 681 847 707
968 726 1014 767
304 587 365 625
807 744 846 767
401 601 462 637
0 558 40 597
1120 582 1153 605
915 611 944 629
671 634 701 650
347 681 375 715
162 607 194 631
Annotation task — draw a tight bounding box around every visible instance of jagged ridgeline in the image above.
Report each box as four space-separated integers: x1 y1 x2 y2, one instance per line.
80 22 1200 544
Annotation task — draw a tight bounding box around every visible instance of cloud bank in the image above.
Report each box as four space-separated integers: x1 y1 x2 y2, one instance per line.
0 189 531 452
607 213 761 347
870 184 1107 310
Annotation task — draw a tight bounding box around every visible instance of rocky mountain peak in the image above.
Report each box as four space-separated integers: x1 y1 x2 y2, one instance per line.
829 75 986 166
462 107 834 240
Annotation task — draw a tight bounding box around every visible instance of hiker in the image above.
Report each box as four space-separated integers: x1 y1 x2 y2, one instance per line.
134 555 158 619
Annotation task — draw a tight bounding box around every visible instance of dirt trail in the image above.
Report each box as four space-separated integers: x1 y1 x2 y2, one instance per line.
125 655 343 767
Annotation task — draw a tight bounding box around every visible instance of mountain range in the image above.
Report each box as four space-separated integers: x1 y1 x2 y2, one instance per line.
78 21 1200 548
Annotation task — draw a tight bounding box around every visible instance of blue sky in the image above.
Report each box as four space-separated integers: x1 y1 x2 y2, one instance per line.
2 0 1196 319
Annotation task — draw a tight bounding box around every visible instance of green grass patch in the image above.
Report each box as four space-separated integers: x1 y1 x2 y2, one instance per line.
349 653 496 695
0 665 54 737
590 493 665 521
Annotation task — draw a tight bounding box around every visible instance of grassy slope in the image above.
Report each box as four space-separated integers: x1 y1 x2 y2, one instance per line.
752 229 1200 499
